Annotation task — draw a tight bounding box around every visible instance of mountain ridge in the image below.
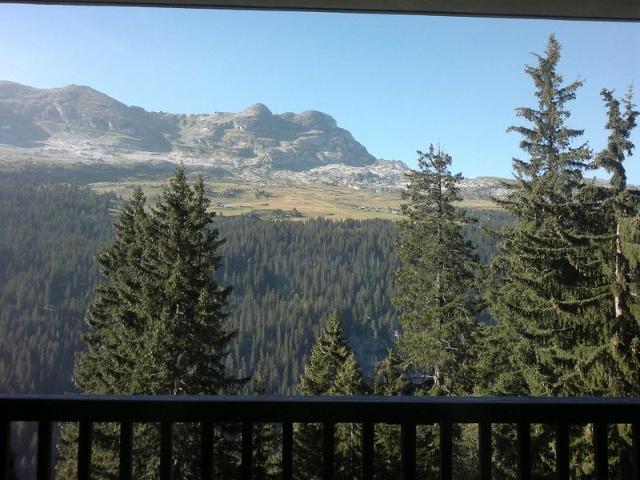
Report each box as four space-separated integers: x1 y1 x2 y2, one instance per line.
0 81 384 171
0 81 518 198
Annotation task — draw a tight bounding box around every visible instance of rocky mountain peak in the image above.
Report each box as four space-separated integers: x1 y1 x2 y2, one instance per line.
287 110 337 130
0 80 393 183
242 102 273 118
0 80 39 99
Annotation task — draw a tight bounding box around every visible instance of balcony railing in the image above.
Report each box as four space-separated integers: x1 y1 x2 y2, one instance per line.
1 395 640 480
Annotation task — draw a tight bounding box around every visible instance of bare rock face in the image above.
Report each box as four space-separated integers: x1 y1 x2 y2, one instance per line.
173 102 375 171
0 82 524 197
0 81 175 151
0 81 377 172
458 177 515 200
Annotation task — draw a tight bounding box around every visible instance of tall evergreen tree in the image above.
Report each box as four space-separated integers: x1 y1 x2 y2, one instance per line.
395 144 482 396
57 168 242 479
329 352 366 480
295 312 365 480
480 34 595 399
297 312 355 396
390 145 482 479
588 87 640 396
75 186 151 395
479 35 602 478
567 88 640 478
58 187 156 480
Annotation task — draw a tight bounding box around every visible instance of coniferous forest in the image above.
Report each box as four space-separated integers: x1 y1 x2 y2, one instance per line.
0 172 505 477
2 35 640 478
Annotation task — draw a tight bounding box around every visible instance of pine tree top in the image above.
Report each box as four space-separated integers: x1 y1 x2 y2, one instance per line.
329 352 365 395
395 144 482 396
507 34 590 204
76 166 241 397
297 312 356 396
595 87 638 194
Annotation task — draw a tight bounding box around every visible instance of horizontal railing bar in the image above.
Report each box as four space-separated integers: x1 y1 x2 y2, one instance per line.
2 395 640 424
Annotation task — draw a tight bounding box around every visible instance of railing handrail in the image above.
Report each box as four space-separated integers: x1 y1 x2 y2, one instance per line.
2 394 640 423
2 395 640 479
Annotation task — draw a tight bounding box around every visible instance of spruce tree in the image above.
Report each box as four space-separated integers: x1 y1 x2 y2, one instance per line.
294 312 364 480
381 145 483 479
57 168 242 479
58 187 155 480
297 312 354 396
480 34 595 398
395 144 482 396
76 186 151 395
569 88 640 478
588 87 640 396
329 352 366 480
479 35 600 478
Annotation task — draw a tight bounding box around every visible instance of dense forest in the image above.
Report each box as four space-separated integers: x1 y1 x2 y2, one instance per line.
0 181 504 397
0 181 115 394
0 177 505 477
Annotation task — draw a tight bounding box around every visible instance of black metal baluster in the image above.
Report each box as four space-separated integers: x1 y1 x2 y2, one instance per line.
77 421 93 480
517 422 531 480
242 422 253 480
160 421 173 480
201 421 213 480
440 422 452 480
323 423 334 480
0 419 9 480
282 422 293 480
556 423 569 480
593 423 608 480
119 421 133 480
37 421 52 480
479 422 492 480
401 423 416 480
362 422 374 480
633 423 640 480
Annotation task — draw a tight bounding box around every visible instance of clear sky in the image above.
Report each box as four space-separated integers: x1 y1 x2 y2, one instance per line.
1 4 640 180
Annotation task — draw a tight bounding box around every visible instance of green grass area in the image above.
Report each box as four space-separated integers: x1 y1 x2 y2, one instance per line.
89 178 497 220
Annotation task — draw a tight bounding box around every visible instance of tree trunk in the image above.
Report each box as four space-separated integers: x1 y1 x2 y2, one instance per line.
615 222 623 319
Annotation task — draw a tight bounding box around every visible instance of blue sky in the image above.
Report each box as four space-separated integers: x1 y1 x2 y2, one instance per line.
1 5 640 180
